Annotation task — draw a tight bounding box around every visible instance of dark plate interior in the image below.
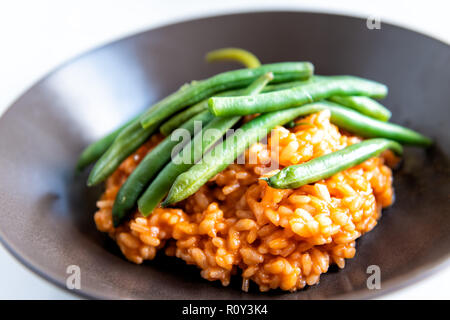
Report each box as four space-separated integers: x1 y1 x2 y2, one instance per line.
0 11 449 299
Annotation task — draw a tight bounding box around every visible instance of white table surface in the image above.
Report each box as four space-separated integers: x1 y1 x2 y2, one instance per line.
0 0 448 300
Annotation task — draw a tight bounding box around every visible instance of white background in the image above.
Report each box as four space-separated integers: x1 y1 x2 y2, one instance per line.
0 0 448 299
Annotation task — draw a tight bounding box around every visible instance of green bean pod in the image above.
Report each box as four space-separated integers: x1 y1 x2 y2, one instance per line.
263 138 403 189
111 110 214 226
76 115 138 172
140 62 314 129
138 73 273 215
208 75 388 116
328 95 391 121
205 47 261 68
285 101 432 146
87 120 158 186
266 77 391 121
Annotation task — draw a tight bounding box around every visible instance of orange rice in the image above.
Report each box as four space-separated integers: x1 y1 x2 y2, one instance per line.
94 110 395 292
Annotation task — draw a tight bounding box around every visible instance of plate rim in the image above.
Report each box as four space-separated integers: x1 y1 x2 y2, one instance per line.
0 10 449 300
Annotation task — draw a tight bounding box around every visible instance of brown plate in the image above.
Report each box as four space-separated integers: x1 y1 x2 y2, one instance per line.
0 11 449 299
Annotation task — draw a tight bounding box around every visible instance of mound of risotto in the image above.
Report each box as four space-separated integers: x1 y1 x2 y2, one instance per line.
94 110 396 292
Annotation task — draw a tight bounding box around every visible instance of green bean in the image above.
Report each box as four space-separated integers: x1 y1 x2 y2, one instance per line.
138 73 273 215
111 110 214 226
280 101 431 146
328 95 391 121
76 115 138 172
139 62 314 129
208 75 388 116
162 103 328 206
266 77 391 121
87 120 158 186
262 139 403 189
159 80 315 136
205 47 261 68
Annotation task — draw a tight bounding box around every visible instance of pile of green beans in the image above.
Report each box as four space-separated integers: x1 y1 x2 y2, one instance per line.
78 78 391 171
140 62 314 129
138 72 273 216
83 61 313 185
77 48 432 224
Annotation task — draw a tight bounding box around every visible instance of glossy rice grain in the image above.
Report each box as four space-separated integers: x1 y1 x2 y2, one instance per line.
94 110 395 292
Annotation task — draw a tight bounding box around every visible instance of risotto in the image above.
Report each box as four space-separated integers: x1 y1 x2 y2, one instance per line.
94 110 396 292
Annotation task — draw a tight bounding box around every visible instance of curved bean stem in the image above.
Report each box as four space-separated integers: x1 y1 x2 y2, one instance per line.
263 138 403 189
84 69 311 184
205 47 261 68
